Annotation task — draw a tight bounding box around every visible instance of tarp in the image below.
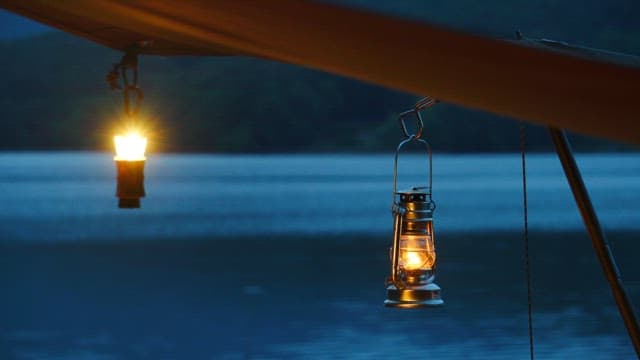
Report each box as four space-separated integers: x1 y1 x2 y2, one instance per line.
1 0 639 145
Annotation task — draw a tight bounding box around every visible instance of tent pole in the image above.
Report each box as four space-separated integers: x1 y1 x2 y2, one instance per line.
549 127 640 357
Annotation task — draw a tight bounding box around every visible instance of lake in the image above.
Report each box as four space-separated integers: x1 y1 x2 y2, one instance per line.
1 152 640 242
0 152 639 359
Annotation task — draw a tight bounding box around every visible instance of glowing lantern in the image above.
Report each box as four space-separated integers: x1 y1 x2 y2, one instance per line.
385 187 442 308
114 132 147 208
385 109 443 308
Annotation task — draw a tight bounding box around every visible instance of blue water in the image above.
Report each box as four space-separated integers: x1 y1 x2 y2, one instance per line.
1 152 639 242
0 152 639 359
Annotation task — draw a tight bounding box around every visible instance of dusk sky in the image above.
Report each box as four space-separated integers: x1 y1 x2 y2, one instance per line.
0 9 52 39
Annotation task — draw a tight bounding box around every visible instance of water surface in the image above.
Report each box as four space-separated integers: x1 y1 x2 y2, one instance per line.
1 152 639 242
0 152 638 359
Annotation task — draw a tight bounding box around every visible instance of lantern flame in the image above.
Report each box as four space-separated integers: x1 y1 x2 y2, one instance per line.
114 132 147 161
399 234 435 271
402 250 428 270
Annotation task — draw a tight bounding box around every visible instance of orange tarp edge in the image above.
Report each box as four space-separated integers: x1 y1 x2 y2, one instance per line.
1 0 639 145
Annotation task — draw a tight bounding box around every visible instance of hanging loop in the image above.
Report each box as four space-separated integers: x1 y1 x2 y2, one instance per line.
107 50 144 117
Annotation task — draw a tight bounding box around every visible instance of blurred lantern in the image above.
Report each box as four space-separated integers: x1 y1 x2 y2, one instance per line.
385 97 443 308
114 132 147 208
108 50 148 208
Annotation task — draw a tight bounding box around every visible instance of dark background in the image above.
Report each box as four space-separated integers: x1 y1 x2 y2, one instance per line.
1 1 639 153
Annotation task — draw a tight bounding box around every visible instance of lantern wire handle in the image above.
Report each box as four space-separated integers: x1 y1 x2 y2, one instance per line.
388 97 438 289
392 97 438 203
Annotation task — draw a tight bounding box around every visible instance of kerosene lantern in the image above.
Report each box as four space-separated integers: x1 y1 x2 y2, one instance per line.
385 97 443 308
108 51 148 208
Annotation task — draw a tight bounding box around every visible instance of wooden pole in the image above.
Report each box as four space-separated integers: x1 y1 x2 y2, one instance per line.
549 127 640 357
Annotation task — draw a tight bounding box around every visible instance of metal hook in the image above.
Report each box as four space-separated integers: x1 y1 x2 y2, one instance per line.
396 97 438 139
398 110 424 139
414 96 438 111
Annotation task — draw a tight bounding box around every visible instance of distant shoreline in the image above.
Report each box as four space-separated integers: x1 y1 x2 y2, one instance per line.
1 149 639 155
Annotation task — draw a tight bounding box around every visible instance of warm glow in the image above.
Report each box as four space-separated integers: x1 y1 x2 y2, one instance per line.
399 234 435 271
402 250 428 270
114 132 147 161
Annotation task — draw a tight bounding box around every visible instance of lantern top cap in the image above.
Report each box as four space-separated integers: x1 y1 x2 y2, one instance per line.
395 186 433 205
396 186 431 196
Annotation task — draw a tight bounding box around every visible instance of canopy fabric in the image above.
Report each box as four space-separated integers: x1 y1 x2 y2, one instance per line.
2 0 640 145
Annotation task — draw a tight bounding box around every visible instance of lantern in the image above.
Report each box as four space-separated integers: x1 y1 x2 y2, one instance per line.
114 132 147 208
108 51 149 209
385 101 443 308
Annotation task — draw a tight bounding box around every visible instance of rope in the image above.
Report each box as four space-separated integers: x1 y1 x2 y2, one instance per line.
520 121 535 360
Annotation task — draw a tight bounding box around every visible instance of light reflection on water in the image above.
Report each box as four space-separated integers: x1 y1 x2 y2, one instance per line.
0 152 639 359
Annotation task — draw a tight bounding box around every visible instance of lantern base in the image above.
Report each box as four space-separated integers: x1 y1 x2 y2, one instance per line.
384 282 444 308
115 160 146 209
